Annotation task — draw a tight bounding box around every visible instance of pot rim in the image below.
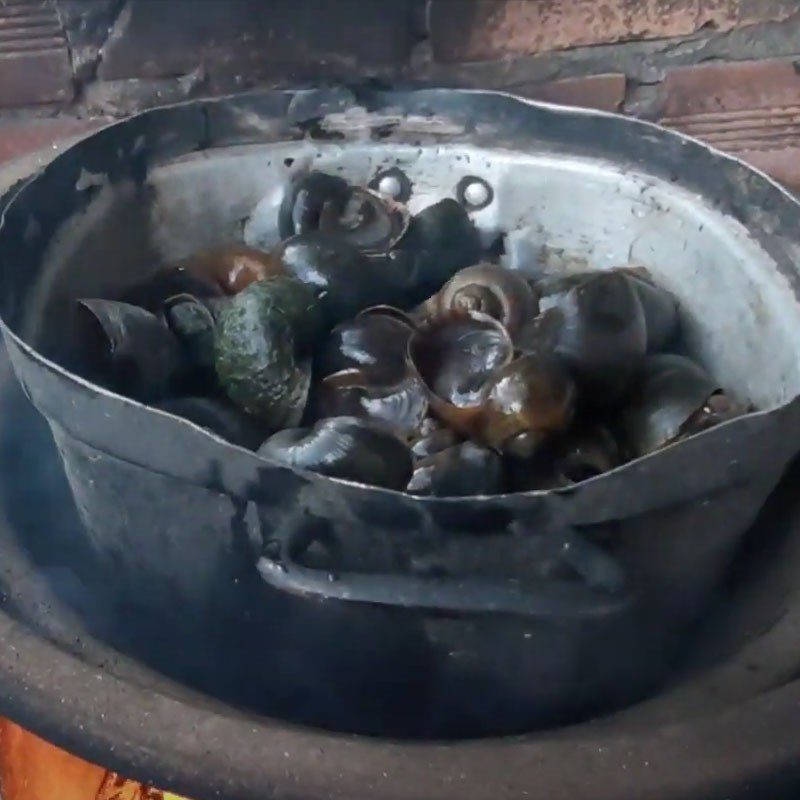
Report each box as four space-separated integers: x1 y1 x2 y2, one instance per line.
2 88 800 800
2 87 800 502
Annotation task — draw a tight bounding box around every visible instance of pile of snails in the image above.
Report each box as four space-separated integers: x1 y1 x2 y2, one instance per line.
75 170 745 496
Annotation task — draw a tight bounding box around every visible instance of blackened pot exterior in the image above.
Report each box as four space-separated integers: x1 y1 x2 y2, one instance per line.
2 88 800 735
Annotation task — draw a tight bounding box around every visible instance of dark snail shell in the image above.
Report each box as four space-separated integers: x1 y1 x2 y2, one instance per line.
410 425 460 461
181 244 280 295
552 425 622 485
258 416 413 490
278 171 351 239
415 263 539 341
163 293 226 373
315 309 414 386
619 353 737 457
119 266 223 313
407 441 504 497
213 280 317 427
315 370 429 440
523 270 647 403
622 268 679 352
536 266 679 353
478 353 577 458
319 187 409 254
408 310 514 436
275 232 409 324
399 198 483 305
76 299 186 402
680 392 745 438
280 173 409 254
153 396 268 450
506 425 621 491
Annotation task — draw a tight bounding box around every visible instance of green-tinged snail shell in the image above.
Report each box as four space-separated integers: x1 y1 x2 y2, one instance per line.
258 416 412 490
213 279 319 427
408 310 514 435
619 353 741 457
76 299 186 402
399 198 483 305
315 369 429 440
406 441 504 497
316 308 414 385
181 244 280 295
414 262 539 341
153 396 268 450
276 233 409 324
479 353 577 458
523 270 647 403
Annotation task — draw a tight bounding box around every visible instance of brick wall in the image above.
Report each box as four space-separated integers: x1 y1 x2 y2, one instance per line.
3 0 800 188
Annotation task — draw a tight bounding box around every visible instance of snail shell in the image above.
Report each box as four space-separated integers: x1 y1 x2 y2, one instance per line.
213 279 317 428
415 263 539 341
315 370 429 441
407 441 504 497
76 299 186 402
408 310 514 436
181 244 279 295
619 353 736 457
258 416 413 490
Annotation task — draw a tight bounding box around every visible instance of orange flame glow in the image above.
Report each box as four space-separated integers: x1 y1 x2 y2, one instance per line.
0 718 189 800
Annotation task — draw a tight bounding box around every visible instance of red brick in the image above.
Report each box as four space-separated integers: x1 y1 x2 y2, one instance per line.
429 0 796 62
659 58 800 118
656 58 800 191
514 74 627 112
0 118 109 167
0 0 73 107
736 147 800 192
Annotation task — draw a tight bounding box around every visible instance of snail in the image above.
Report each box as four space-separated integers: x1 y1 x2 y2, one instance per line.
213 278 322 428
409 418 461 461
408 312 575 457
275 232 410 324
534 266 679 353
279 171 352 239
414 263 539 341
181 244 279 295
280 171 410 254
314 370 429 441
522 270 647 403
162 292 225 374
399 198 483 305
408 310 514 427
407 441 504 497
478 353 577 458
315 307 414 386
258 416 413 490
76 298 186 402
619 353 743 457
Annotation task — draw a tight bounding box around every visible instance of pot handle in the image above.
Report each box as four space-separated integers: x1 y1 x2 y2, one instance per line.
255 519 630 620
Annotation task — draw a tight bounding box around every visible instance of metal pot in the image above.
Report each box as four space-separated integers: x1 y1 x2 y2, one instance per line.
2 88 800 736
